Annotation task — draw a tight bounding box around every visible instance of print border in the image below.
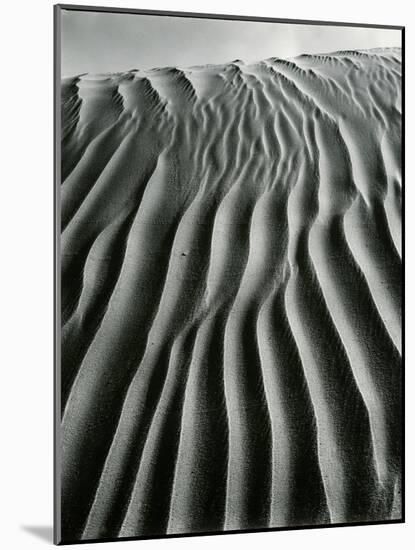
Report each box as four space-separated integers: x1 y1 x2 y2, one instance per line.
53 4 405 544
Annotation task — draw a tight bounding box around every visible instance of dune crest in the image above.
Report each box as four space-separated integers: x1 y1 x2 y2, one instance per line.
60 48 402 542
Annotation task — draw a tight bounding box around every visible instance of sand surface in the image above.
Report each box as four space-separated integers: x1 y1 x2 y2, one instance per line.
60 48 402 542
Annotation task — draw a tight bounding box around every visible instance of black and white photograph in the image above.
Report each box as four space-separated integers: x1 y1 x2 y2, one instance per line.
55 4 403 545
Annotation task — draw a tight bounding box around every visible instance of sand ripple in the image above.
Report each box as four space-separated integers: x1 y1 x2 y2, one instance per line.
59 48 402 542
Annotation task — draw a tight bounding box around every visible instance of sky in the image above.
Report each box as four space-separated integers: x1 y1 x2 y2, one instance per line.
60 9 402 77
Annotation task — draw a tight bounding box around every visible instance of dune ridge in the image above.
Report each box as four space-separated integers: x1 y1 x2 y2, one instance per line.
60 48 402 542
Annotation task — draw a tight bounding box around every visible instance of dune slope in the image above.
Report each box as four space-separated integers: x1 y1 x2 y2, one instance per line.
59 48 402 542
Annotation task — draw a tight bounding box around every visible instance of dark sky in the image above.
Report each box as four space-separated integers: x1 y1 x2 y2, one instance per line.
61 9 401 77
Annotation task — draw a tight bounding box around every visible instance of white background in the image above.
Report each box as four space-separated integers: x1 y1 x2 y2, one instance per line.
1 0 412 548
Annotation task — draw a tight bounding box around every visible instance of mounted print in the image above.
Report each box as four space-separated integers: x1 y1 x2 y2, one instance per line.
54 4 404 545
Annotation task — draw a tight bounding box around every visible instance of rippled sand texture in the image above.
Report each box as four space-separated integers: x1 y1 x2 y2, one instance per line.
60 48 402 542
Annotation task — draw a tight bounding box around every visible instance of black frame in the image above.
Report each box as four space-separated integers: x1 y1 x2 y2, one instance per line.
53 4 405 545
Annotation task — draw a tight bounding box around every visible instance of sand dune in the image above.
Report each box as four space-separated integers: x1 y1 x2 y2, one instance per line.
59 48 402 542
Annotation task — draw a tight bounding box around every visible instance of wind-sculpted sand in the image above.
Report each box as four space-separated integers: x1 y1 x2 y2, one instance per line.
60 48 402 542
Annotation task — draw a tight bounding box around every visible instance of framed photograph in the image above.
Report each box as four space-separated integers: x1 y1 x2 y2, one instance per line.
54 4 404 545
